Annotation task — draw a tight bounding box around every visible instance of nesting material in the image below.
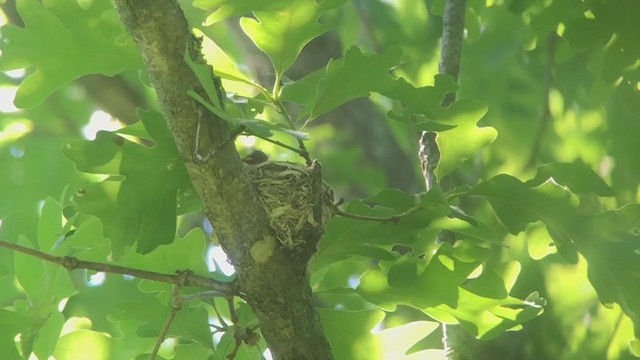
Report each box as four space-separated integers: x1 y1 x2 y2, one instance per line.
246 161 334 248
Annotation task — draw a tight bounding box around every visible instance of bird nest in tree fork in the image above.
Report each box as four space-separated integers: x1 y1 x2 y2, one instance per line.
246 160 334 248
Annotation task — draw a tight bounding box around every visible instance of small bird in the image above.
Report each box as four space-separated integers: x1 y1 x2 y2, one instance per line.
242 150 269 165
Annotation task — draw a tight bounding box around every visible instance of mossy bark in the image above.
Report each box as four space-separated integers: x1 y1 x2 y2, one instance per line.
112 1 333 358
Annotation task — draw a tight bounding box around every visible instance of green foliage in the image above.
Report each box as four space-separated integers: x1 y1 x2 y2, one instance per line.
240 0 347 78
1 0 639 359
282 46 406 122
63 110 194 256
0 0 142 108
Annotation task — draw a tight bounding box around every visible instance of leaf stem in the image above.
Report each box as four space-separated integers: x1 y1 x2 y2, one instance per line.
332 206 401 224
244 129 310 162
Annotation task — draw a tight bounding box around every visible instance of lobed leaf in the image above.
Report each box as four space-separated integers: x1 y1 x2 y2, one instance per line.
470 172 640 344
282 46 406 122
240 0 348 78
63 110 193 256
0 0 142 108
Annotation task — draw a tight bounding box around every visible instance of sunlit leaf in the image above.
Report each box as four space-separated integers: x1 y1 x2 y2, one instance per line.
0 0 142 108
194 0 291 24
240 0 347 77
525 162 615 196
282 46 405 122
434 99 497 179
63 110 193 256
318 308 385 360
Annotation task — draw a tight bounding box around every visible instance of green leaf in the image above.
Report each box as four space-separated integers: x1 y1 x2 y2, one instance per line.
37 197 63 252
173 343 215 359
577 205 640 318
55 217 110 262
33 310 64 359
120 228 209 276
13 235 44 297
434 99 497 178
0 0 142 108
63 110 192 256
53 330 115 360
357 245 542 339
309 46 404 122
471 175 640 339
312 189 449 272
184 49 225 113
425 287 544 340
630 338 640 357
318 308 385 360
382 74 458 127
193 0 291 24
525 162 615 196
375 321 440 359
282 46 405 122
109 296 214 350
357 245 484 311
0 309 29 360
383 76 499 176
471 175 581 263
470 175 566 234
240 0 347 78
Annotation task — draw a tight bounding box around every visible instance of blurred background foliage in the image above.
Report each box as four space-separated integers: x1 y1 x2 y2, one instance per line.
0 0 639 359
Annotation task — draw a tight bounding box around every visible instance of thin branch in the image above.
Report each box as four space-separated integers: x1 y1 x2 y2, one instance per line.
0 239 239 296
228 297 239 324
333 208 401 224
271 94 313 166
150 275 187 360
439 0 466 106
424 0 471 358
183 290 229 302
209 323 225 332
244 130 310 161
212 299 230 329
194 125 246 164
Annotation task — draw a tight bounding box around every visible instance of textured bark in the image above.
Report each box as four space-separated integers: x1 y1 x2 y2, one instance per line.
420 0 472 359
112 1 333 358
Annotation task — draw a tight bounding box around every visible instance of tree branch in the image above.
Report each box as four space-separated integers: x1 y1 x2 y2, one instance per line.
150 279 187 360
112 1 333 358
422 0 473 359
0 239 238 294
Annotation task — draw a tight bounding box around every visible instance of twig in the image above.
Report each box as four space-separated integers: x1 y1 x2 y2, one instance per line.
0 239 239 296
212 299 229 328
183 290 229 302
193 125 245 164
226 298 242 359
333 208 401 224
228 297 239 324
271 93 313 166
149 274 188 360
209 323 225 332
243 130 310 162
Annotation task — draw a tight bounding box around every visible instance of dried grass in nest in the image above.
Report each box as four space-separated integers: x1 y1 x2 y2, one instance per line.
246 161 334 247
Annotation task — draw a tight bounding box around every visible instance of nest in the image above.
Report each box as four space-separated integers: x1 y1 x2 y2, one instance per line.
246 161 334 248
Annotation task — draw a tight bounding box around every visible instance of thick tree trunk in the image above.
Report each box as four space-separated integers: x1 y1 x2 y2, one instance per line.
112 1 333 358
